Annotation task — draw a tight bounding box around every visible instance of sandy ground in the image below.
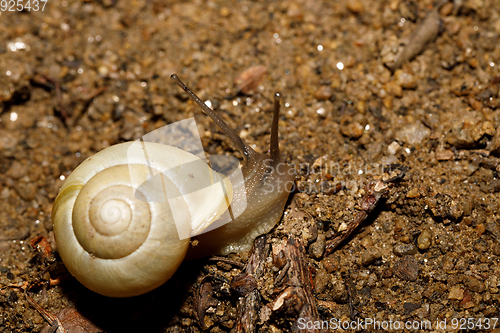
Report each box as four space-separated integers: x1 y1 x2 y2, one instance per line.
1 0 500 332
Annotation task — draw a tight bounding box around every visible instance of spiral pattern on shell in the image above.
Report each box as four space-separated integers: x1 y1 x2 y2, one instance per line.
52 142 232 297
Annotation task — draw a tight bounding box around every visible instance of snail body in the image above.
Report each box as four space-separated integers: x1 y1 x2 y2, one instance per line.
52 74 295 297
187 142 294 257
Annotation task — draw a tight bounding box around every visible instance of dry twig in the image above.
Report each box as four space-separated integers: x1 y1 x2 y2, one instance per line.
385 7 442 72
230 235 269 333
325 180 389 255
271 236 326 333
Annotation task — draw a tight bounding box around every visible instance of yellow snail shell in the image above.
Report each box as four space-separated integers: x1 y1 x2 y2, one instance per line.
52 141 232 297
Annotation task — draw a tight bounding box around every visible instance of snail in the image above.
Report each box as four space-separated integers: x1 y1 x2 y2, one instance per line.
51 73 295 297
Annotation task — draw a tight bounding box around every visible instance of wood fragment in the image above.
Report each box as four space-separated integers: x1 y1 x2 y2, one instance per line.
325 180 389 255
195 281 219 330
234 65 267 94
272 236 325 333
231 273 257 298
25 284 105 333
25 290 67 333
344 273 358 320
231 235 269 333
273 261 290 287
207 256 245 268
385 8 442 72
194 272 232 330
30 235 52 258
39 307 103 333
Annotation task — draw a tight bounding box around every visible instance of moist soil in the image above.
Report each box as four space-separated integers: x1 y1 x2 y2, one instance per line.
1 0 500 332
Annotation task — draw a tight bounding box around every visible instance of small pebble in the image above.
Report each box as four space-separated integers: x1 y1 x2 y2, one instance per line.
346 0 364 14
0 129 20 152
337 222 348 232
322 255 340 273
448 202 463 219
309 233 326 259
360 237 374 248
395 121 431 145
441 255 455 271
287 2 304 20
489 126 500 155
340 121 364 139
417 230 432 250
492 243 500 256
14 182 37 201
97 65 109 76
387 141 400 155
382 267 393 278
448 286 464 300
403 302 421 315
394 69 417 89
219 7 230 17
7 161 26 179
331 279 348 303
394 255 419 281
406 187 422 199
0 241 11 253
314 85 333 100
454 258 468 271
459 289 473 308
486 221 500 242
384 80 403 97
461 197 474 216
465 277 485 293
361 248 382 266
440 2 454 15
393 243 418 256
475 224 486 236
314 268 329 294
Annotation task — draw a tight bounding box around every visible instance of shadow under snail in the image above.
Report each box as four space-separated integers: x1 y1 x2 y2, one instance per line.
51 74 296 297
